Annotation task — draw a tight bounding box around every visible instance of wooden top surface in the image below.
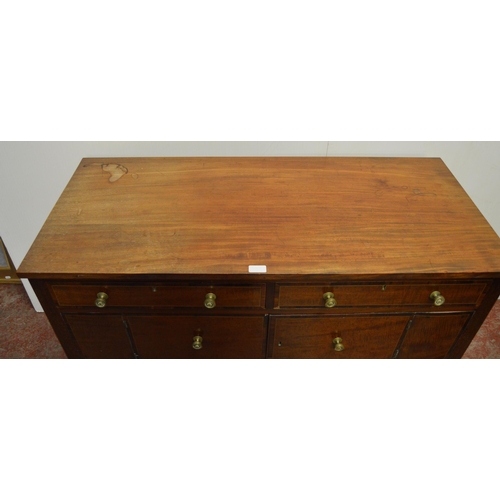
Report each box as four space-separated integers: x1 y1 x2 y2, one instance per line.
18 157 500 278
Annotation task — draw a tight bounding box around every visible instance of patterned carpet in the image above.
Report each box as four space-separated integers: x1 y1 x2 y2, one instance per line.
0 284 499 359
0 284 66 358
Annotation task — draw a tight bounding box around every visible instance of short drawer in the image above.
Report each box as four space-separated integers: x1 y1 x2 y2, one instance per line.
127 315 267 358
51 284 266 309
269 315 410 358
276 282 487 309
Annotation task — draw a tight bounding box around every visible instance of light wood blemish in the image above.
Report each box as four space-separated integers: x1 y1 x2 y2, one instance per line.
102 163 128 183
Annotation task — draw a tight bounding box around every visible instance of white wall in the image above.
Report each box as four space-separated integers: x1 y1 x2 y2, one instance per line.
1 141 499 311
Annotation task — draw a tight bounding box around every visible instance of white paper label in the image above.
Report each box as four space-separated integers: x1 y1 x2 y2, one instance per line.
248 265 267 273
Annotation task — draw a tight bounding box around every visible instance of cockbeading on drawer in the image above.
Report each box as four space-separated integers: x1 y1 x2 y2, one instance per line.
51 284 266 309
276 282 488 308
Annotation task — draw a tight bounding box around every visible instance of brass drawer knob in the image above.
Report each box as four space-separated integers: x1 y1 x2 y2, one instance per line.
323 292 337 308
204 293 216 309
95 292 108 308
333 337 344 352
192 335 203 350
430 291 445 306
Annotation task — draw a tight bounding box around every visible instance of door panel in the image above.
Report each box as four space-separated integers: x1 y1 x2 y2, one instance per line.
64 314 135 359
397 314 471 358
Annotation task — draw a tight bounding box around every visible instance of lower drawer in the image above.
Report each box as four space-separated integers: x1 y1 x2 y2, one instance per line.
269 315 411 358
126 315 267 358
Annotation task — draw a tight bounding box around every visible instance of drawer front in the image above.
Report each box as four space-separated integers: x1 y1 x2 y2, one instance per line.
52 284 266 309
270 315 411 358
277 283 487 308
126 316 266 358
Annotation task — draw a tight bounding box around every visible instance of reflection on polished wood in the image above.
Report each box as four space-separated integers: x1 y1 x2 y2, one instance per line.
18 157 500 278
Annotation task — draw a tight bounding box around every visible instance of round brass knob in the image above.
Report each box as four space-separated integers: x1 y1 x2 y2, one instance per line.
323 292 337 308
192 335 203 350
204 293 216 309
430 291 445 306
95 292 108 308
333 337 344 352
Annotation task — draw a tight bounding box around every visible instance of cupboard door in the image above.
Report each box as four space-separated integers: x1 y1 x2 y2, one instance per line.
397 314 471 358
269 315 410 359
127 316 266 359
64 315 135 359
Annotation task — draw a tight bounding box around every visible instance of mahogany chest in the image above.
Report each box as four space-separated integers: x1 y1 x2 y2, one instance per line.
17 157 500 358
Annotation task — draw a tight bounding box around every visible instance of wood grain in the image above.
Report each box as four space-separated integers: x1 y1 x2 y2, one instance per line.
397 314 471 359
17 157 500 359
64 314 135 359
18 157 500 277
270 315 410 358
277 282 487 307
51 284 265 308
126 315 267 358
